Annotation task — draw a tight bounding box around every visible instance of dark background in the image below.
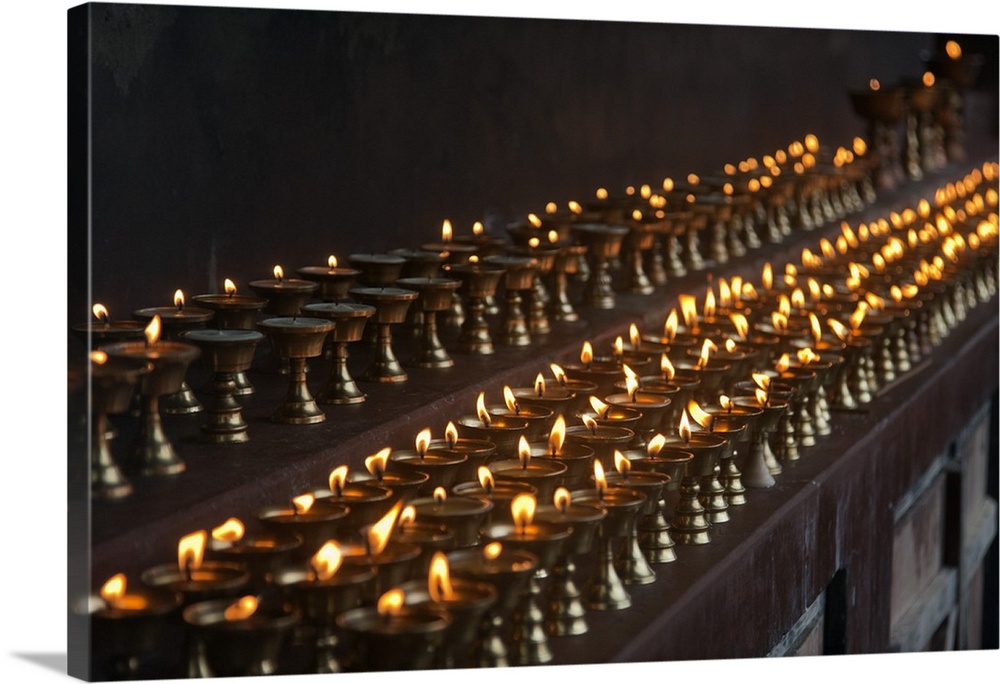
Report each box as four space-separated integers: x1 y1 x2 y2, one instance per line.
70 3 998 322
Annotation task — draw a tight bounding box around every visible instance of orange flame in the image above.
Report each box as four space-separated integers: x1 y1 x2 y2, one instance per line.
511 493 536 534
328 466 348 496
791 288 805 310
614 450 631 476
625 375 640 400
797 348 820 365
756 387 769 406
534 373 546 397
945 40 962 60
629 323 641 349
554 487 571 513
144 315 162 346
778 295 791 319
478 466 494 491
678 412 692 442
720 395 732 411
365 447 391 479
415 428 432 456
827 318 850 341
647 433 666 457
273 264 284 281
549 415 566 455
679 295 698 329
293 494 315 515
517 435 532 470
484 542 503 560
742 282 758 301
474 221 485 236
550 363 567 385
771 312 788 334
687 400 714 430
92 303 109 322
311 541 344 581
224 596 258 621
90 350 108 365
400 505 416 526
752 373 772 391
660 353 675 381
589 396 611 419
368 500 403 555
775 353 790 373
476 391 492 427
663 309 679 342
583 414 599 434
593 459 607 498
433 487 448 505
581 341 594 365
849 305 868 331
762 263 773 291
211 518 245 543
442 421 459 448
725 339 737 353
178 530 207 573
441 219 453 242
731 313 750 341
718 279 732 308
614 336 624 358
703 289 716 318
173 289 185 310
568 201 583 214
428 552 456 602
500 386 518 415
697 338 717 369
377 589 405 617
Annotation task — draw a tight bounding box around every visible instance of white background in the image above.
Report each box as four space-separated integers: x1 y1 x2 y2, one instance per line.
1 1 996 683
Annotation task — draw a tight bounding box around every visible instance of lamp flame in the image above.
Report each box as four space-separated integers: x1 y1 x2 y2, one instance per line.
798 348 820 365
433 487 447 505
518 435 532 469
775 353 791 373
718 279 732 308
92 303 109 322
827 318 850 341
703 289 716 318
554 487 571 513
678 412 692 442
589 396 611 419
663 309 678 342
511 493 536 534
581 341 594 365
593 459 607 499
535 373 546 397
687 400 714 430
731 313 750 341
442 421 459 448
100 574 127 607
211 518 245 543
292 494 315 515
945 40 962 60
647 433 666 457
549 415 566 455
368 500 403 556
660 353 675 381
629 323 641 348
503 386 519 415
550 363 567 385
762 263 773 291
377 589 405 617
428 552 456 602
756 387 769 406
224 596 258 621
771 312 788 334
273 265 284 281
696 338 717 369
476 391 492 427
365 447 391 479
752 373 772 391
478 466 495 492
328 466 348 497
791 288 805 310
849 305 867 331
613 336 624 358
679 294 698 329
441 219 453 242
178 530 207 574
583 415 599 434
725 339 737 353
415 428 432 457
173 289 185 310
614 450 631 476
484 542 503 560
400 505 416 527
311 541 344 581
144 315 162 346
625 375 640 401
91 350 108 365
720 395 732 411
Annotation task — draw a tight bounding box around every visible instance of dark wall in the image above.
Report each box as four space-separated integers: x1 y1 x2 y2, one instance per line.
77 3 957 320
